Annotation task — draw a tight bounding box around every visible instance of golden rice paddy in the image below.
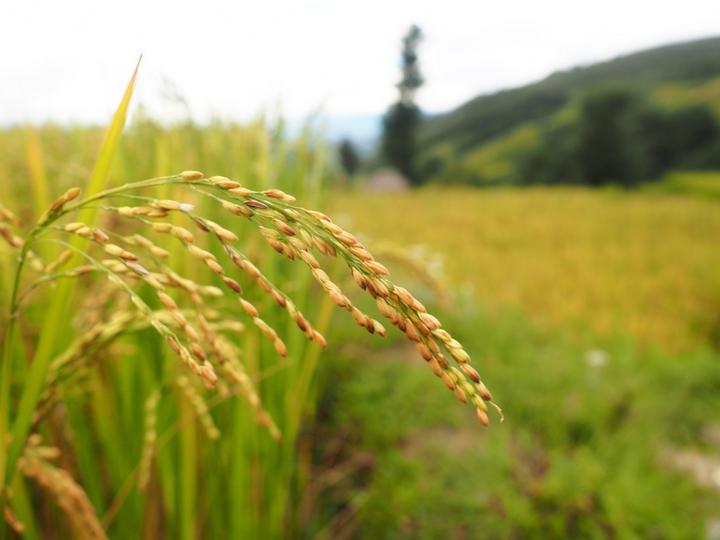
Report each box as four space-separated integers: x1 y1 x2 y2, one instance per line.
330 187 720 350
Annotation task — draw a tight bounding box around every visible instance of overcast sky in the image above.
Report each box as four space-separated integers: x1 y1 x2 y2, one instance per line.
1 0 718 126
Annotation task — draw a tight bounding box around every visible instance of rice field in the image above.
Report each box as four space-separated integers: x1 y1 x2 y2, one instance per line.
1 82 719 536
330 187 720 350
320 183 720 538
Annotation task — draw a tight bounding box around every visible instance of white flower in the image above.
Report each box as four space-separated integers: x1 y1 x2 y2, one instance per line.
585 349 608 368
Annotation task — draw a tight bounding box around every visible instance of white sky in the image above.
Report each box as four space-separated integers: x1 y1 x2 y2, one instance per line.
1 0 718 126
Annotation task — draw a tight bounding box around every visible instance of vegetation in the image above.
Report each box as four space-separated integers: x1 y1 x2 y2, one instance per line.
3 34 720 538
330 187 720 350
337 139 360 178
319 306 720 538
421 36 720 151
519 90 720 186
381 25 424 184
647 170 720 199
1 79 339 539
0 70 500 538
2 122 719 538
321 185 720 537
418 36 720 186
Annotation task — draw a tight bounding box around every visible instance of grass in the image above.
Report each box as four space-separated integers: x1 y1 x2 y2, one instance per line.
652 77 720 115
0 80 345 537
316 299 720 538
329 186 720 351
0 83 498 537
316 182 720 537
646 170 720 200
0 83 333 536
1 60 140 503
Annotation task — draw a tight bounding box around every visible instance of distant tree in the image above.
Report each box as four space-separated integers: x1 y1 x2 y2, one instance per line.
576 90 647 187
519 89 720 187
338 139 360 177
576 90 720 186
665 105 720 167
518 122 582 185
381 25 424 185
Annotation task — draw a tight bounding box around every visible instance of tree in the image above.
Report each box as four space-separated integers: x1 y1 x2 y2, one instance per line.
338 138 360 177
519 89 720 187
576 89 646 187
381 25 424 185
665 105 720 168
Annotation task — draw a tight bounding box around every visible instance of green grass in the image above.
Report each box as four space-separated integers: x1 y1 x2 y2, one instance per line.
319 300 720 538
314 185 720 536
647 171 720 199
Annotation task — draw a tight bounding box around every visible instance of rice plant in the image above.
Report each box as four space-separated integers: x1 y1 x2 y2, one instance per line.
0 170 498 537
0 68 498 537
330 187 720 350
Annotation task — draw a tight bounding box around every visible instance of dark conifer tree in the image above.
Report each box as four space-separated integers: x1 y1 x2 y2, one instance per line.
381 25 424 185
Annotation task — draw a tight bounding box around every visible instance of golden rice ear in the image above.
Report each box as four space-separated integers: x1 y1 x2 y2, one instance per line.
190 179 498 423
137 390 160 492
0 224 24 248
176 376 220 440
3 505 24 534
11 170 497 440
20 445 108 539
180 170 204 181
0 204 21 227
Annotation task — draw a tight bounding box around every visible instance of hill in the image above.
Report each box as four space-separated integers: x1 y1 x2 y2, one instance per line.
420 36 720 155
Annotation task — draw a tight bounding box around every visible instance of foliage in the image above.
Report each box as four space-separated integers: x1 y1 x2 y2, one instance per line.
381 102 422 183
318 179 720 538
2 45 719 537
0 103 337 538
321 305 720 538
652 77 720 115
518 90 720 186
428 86 720 187
337 139 360 177
647 170 720 200
0 108 498 538
330 187 720 350
420 36 720 157
381 25 424 185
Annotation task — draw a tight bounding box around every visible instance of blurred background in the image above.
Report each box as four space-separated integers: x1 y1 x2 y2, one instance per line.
2 1 720 538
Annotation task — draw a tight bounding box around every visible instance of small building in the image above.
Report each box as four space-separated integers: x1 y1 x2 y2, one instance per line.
364 168 411 192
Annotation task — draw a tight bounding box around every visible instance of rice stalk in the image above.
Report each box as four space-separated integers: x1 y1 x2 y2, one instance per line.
19 437 107 540
10 172 498 427
1 169 498 537
137 390 161 492
0 60 141 497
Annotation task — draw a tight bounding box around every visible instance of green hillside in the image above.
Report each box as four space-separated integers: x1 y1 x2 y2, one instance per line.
421 36 720 154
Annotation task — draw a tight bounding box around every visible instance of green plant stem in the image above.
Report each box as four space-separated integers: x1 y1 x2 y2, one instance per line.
0 175 181 487
0 234 35 492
